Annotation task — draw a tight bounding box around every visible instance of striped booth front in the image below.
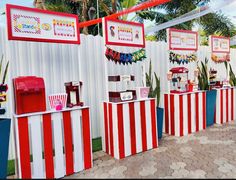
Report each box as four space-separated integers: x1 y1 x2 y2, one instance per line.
102 99 158 160
14 107 92 179
164 91 207 137
215 87 236 124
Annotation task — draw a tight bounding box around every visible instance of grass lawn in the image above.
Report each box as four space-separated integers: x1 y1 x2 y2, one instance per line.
7 137 102 176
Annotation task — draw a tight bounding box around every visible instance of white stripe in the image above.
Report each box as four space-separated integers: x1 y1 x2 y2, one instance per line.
183 95 188 136
122 103 131 157
134 101 142 153
29 115 44 178
198 93 203 131
174 95 180 137
163 96 166 134
52 113 65 178
145 100 152 150
101 103 107 153
191 93 196 133
112 104 119 159
71 110 84 172
215 89 221 124
223 90 227 123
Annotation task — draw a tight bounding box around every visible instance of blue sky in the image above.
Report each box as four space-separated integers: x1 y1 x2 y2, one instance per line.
1 0 236 25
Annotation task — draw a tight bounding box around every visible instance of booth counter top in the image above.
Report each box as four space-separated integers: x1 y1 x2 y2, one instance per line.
164 91 206 137
14 106 89 118
103 98 156 105
102 98 158 160
164 90 205 96
14 106 92 179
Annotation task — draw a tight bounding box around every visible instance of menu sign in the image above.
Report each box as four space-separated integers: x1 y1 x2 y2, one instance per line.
6 4 80 44
211 36 230 53
168 28 198 51
104 18 145 47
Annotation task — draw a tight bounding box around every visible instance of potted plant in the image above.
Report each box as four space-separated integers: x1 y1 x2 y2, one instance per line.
224 62 236 86
198 58 217 127
0 54 11 179
146 60 163 139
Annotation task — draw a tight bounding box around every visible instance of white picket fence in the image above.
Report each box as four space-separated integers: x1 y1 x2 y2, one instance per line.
1 24 236 160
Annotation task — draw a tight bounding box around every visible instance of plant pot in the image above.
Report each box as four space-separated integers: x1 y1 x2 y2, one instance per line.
0 118 11 179
157 107 164 139
206 90 217 127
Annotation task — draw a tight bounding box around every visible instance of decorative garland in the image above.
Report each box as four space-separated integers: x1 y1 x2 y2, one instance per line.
169 51 197 65
211 53 230 63
105 47 146 65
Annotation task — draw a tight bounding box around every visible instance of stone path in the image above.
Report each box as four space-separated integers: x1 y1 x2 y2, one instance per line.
66 121 236 179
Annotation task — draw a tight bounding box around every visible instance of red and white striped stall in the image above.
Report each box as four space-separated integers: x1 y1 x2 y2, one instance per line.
164 91 207 137
102 98 158 160
14 107 92 179
214 87 236 124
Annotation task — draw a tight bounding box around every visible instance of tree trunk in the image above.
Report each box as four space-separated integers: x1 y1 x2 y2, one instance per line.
82 0 89 34
111 0 117 13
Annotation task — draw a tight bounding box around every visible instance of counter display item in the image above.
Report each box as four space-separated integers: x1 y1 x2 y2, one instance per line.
13 76 46 115
169 67 190 93
108 75 137 102
65 81 84 107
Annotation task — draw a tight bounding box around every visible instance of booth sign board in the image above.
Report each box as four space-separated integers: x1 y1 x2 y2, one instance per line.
168 28 198 51
6 4 80 44
210 36 230 53
104 18 145 48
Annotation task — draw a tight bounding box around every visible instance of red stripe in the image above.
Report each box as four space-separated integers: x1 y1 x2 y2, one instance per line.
195 93 199 132
151 100 157 148
103 103 109 153
82 108 92 169
226 89 229 122
108 103 114 157
164 94 169 134
42 114 54 179
187 94 192 134
203 92 206 129
63 111 74 175
232 89 234 121
170 95 175 135
140 101 147 151
129 102 136 155
18 117 31 179
179 95 183 136
117 104 125 159
221 90 223 124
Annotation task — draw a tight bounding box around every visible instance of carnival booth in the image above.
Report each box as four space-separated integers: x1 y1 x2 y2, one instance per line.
102 18 158 160
164 28 207 137
6 4 92 179
209 35 236 125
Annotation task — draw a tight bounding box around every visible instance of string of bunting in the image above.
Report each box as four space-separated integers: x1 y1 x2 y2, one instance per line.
105 47 146 65
211 53 230 63
169 51 197 65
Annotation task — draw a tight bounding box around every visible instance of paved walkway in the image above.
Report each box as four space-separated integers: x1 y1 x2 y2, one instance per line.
66 121 236 179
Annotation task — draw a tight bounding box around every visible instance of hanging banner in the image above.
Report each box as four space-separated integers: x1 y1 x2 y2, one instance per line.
210 36 230 63
211 36 230 53
168 28 198 51
104 18 145 47
105 47 146 65
6 4 80 44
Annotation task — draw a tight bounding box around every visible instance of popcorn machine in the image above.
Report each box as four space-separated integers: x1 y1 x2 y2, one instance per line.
65 81 84 107
169 67 189 93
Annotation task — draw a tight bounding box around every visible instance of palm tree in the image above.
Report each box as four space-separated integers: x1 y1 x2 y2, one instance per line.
137 0 236 42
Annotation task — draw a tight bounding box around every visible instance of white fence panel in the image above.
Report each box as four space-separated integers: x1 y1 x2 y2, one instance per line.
1 24 236 160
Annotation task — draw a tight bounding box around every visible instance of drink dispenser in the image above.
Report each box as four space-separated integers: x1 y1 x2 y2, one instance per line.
170 67 189 93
